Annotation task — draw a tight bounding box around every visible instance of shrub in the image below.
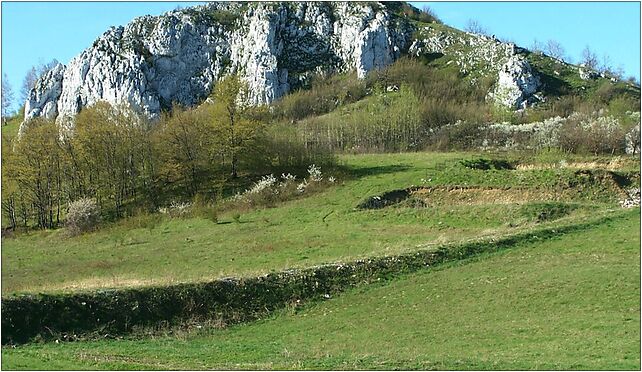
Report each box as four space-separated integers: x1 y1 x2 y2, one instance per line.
66 198 101 235
158 201 192 218
273 73 366 121
558 114 626 155
190 194 219 223
460 158 515 170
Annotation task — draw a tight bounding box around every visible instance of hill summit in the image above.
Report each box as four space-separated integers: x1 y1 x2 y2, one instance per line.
22 1 632 133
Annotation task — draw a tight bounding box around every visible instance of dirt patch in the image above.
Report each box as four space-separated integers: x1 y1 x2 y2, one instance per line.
516 158 632 171
412 186 559 206
357 185 559 209
357 169 638 210
357 187 419 209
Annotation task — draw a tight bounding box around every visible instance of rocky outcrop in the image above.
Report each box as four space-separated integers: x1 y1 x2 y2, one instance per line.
489 56 540 109
22 2 414 131
625 123 640 155
578 64 599 80
23 64 66 121
409 25 539 108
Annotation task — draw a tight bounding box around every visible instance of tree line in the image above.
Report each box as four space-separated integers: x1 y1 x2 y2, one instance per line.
1 76 330 230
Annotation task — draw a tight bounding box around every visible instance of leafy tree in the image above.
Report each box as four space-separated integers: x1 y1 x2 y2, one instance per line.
11 118 64 229
155 107 216 197
2 73 14 124
210 75 265 178
73 102 145 217
2 134 19 229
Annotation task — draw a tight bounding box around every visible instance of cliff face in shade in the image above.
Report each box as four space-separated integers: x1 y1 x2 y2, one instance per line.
22 2 414 132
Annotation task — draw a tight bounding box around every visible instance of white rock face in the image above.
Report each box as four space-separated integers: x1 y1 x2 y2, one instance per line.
409 25 539 108
625 123 640 155
22 2 413 131
489 56 540 109
578 64 598 80
24 64 66 121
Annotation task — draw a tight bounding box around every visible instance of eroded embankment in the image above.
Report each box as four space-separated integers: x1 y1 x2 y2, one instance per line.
357 169 639 209
1 211 632 345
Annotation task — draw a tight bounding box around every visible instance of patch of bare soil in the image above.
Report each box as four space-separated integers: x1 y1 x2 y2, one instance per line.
516 158 632 171
412 186 559 206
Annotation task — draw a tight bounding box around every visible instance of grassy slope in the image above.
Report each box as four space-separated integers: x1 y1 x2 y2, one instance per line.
3 208 639 370
1 115 22 140
3 152 633 294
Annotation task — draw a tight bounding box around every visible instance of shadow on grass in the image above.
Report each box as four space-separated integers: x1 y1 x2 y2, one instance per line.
333 164 413 180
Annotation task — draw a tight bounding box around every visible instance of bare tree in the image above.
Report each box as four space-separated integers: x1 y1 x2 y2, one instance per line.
545 39 566 61
626 75 640 87
613 65 625 80
2 73 15 124
20 67 39 104
464 19 489 36
599 53 613 74
530 39 544 54
20 59 60 104
580 46 599 70
420 5 441 23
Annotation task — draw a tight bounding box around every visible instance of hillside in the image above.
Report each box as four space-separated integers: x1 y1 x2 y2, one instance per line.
2 2 640 370
21 1 639 135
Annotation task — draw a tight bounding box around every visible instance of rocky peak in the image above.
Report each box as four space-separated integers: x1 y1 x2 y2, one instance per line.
22 1 414 132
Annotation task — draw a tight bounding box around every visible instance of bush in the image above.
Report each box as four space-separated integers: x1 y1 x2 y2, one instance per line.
273 73 366 121
66 198 101 235
460 158 515 170
558 114 626 155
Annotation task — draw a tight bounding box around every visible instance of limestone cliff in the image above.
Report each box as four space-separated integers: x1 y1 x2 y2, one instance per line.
23 2 413 132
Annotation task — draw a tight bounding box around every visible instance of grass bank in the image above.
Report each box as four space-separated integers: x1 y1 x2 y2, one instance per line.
3 208 639 370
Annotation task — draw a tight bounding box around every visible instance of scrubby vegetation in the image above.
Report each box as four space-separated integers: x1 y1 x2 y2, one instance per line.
1 76 333 232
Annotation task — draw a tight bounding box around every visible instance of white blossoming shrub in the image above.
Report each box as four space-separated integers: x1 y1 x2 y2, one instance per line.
307 164 323 182
231 165 337 206
530 116 564 149
480 112 630 154
281 173 296 183
296 179 308 193
247 174 277 195
625 124 640 155
66 197 101 235
158 201 192 217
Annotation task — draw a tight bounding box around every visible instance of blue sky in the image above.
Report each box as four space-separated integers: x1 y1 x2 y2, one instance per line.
411 1 640 77
2 1 640 111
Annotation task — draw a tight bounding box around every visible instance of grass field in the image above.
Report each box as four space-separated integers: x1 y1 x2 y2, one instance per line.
3 152 635 294
3 208 639 370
